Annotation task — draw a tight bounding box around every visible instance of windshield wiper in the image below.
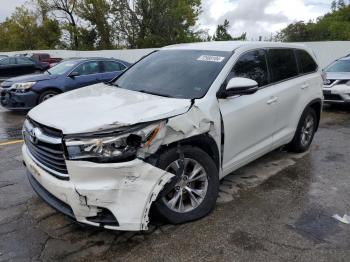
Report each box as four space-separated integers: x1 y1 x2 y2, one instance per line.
46 70 51 75
138 90 172 98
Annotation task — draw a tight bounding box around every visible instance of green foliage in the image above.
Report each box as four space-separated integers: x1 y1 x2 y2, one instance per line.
0 6 61 51
213 19 233 41
110 0 202 48
277 3 350 42
77 0 112 49
213 19 246 41
0 0 249 51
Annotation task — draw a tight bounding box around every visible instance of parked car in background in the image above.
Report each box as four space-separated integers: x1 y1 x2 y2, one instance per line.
0 56 49 82
323 56 350 104
21 42 323 231
0 57 130 110
27 53 63 68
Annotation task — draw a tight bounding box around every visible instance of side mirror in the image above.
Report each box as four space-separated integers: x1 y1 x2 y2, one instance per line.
221 77 259 98
69 71 79 78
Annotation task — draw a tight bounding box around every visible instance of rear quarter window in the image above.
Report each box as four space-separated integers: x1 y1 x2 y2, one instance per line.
296 49 318 74
268 49 298 83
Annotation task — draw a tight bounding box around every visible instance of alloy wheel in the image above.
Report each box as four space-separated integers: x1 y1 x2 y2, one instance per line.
162 158 208 213
300 114 315 147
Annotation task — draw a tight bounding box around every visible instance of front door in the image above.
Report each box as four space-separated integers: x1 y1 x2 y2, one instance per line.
218 49 277 174
64 61 102 91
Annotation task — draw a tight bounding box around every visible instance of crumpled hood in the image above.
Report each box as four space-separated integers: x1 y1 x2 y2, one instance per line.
325 72 350 80
28 84 192 134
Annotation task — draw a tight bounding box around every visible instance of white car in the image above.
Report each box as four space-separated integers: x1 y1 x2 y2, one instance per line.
22 42 323 231
323 56 350 104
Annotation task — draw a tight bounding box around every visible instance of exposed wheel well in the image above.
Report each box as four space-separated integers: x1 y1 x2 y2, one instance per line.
150 134 220 171
37 88 62 104
308 99 322 131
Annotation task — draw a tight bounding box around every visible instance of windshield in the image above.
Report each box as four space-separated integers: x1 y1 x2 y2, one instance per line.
113 50 231 99
46 60 81 75
325 60 350 72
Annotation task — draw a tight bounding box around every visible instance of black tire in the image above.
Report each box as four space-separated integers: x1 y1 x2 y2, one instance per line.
288 107 317 153
152 145 219 224
38 90 59 104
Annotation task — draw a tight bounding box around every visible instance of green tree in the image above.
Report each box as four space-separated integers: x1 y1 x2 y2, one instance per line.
76 0 112 49
44 0 79 49
213 19 246 41
276 3 350 42
338 0 346 9
213 19 233 41
111 0 201 48
0 6 61 51
331 0 337 11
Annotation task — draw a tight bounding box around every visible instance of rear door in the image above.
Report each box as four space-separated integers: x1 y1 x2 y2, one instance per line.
219 49 277 173
100 60 126 82
267 48 314 147
64 61 102 91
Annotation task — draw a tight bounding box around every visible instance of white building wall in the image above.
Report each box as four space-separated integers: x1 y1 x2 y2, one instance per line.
1 41 350 68
300 41 350 68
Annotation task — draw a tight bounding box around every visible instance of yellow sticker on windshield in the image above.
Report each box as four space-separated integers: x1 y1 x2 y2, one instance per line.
197 55 225 63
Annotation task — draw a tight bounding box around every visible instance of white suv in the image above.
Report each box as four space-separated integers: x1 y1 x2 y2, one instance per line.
323 56 350 104
22 42 323 231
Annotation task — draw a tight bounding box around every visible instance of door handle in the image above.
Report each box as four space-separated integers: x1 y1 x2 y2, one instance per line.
301 83 310 90
267 97 278 105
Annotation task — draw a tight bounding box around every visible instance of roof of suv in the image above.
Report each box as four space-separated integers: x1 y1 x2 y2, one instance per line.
163 41 307 52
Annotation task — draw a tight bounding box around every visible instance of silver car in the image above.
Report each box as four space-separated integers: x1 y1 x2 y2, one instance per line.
323 56 350 104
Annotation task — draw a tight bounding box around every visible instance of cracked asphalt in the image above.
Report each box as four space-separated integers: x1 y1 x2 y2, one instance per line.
0 105 350 261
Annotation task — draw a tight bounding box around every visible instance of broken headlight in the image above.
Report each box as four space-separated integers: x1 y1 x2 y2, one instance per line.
65 121 166 162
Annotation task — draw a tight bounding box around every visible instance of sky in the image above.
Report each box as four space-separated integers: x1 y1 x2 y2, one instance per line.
199 0 332 39
0 0 332 39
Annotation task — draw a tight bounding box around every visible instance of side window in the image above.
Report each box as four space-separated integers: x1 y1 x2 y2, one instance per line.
268 49 298 82
75 61 100 76
296 49 318 74
103 61 123 72
0 58 10 65
231 50 269 87
16 57 35 65
9 58 16 64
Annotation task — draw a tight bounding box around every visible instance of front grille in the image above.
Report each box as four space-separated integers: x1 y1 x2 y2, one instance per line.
24 118 69 180
324 79 348 86
325 79 337 86
324 94 343 101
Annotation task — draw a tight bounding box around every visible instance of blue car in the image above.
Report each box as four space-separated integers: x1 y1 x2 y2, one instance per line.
0 57 130 110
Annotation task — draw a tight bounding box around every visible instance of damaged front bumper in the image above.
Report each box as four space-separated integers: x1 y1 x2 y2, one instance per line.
23 144 173 231
0 88 38 110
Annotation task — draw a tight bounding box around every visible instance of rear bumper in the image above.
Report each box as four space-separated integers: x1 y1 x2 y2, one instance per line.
0 89 38 110
23 144 173 231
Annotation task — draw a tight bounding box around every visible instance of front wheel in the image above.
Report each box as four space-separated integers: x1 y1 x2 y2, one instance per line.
38 90 59 104
152 146 219 224
288 107 317 153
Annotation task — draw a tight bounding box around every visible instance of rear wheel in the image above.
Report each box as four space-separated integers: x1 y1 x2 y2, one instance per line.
38 90 59 104
153 146 219 224
288 107 317 153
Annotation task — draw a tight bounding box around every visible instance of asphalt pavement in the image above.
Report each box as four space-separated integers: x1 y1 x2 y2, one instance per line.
0 105 350 261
